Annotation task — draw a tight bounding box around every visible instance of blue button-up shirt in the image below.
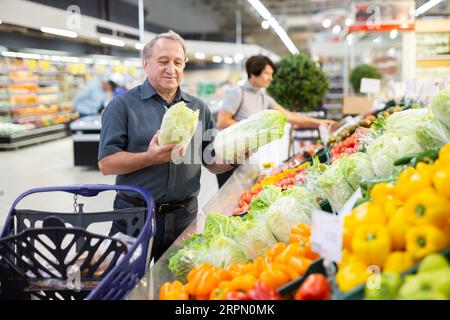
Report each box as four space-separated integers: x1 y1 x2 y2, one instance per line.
98 79 216 202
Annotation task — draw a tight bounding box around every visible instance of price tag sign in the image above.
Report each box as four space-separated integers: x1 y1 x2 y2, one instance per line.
318 124 330 144
339 188 362 217
360 78 381 94
311 209 343 263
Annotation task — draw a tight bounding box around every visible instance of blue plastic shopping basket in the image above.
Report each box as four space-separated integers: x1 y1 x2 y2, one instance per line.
0 184 156 300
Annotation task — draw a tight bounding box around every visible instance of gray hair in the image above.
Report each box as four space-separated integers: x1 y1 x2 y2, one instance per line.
143 30 187 62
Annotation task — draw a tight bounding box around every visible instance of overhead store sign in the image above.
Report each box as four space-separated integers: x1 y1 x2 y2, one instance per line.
349 1 415 33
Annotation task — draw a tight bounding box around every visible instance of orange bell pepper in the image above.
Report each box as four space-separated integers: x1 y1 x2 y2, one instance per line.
186 263 230 298
266 242 287 258
259 263 291 290
275 243 301 264
298 240 320 260
160 280 189 300
288 256 312 278
228 262 257 278
289 224 311 244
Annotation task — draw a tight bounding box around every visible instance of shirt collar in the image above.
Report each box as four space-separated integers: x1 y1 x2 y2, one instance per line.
141 79 192 103
243 80 262 93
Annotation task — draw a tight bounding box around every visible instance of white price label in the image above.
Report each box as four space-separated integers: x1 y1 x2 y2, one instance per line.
339 188 363 217
311 209 343 263
360 78 381 94
318 124 330 144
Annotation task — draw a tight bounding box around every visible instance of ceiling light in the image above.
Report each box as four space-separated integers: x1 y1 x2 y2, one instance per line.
261 20 270 29
2 51 17 58
247 0 271 20
332 25 341 34
390 29 398 39
373 36 382 43
224 56 234 64
212 56 223 63
345 18 353 26
388 48 397 57
268 17 299 54
135 42 144 50
415 0 443 17
194 52 206 60
322 19 331 28
99 37 125 47
40 26 77 38
346 34 354 45
234 53 244 62
247 0 298 55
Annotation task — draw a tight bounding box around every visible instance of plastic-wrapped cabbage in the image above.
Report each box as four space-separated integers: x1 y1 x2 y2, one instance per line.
234 217 278 259
168 234 211 279
384 108 449 150
317 159 355 212
248 185 282 214
214 110 287 162
206 235 249 269
203 212 242 238
430 88 450 130
158 101 199 146
340 152 376 190
267 187 319 243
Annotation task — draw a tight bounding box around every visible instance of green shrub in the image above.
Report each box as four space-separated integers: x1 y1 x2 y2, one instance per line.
267 53 329 112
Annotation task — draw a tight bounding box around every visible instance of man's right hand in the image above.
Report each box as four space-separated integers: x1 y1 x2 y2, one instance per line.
146 130 176 165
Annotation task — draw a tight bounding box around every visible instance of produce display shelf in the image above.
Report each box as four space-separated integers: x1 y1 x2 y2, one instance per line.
0 123 69 150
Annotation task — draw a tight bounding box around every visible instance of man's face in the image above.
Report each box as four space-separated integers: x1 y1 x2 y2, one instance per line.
251 64 274 89
144 38 185 92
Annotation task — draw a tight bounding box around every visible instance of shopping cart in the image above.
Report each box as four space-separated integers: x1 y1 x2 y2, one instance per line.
0 184 156 300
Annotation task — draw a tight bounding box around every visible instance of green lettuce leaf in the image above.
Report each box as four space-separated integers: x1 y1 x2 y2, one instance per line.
158 101 199 146
430 88 450 130
214 110 288 162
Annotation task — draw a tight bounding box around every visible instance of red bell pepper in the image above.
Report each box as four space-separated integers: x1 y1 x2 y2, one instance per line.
246 282 281 300
225 292 251 300
294 274 331 300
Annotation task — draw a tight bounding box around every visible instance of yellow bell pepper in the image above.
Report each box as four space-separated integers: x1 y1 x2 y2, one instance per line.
387 209 412 251
370 182 398 206
383 251 415 274
336 258 369 293
433 166 450 199
396 166 432 200
160 280 189 300
404 188 450 228
384 198 404 219
437 143 450 166
351 224 391 267
406 225 448 260
343 202 386 251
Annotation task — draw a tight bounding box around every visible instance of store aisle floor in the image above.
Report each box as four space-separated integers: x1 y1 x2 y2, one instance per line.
0 137 219 231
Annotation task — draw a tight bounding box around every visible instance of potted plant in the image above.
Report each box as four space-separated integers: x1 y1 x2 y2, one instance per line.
267 53 329 112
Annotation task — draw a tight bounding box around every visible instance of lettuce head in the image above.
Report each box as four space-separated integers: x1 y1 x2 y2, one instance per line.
158 101 199 146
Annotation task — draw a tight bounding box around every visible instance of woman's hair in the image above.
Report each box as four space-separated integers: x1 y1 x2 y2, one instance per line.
245 55 276 79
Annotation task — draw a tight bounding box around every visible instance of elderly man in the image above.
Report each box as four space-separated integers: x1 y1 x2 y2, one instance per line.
98 31 235 261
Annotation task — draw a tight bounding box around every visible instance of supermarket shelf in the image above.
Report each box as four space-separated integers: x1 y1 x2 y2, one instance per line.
0 130 68 150
0 123 70 150
416 55 450 61
326 93 344 99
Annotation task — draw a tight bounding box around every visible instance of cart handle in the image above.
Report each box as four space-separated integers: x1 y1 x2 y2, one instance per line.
2 184 155 238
